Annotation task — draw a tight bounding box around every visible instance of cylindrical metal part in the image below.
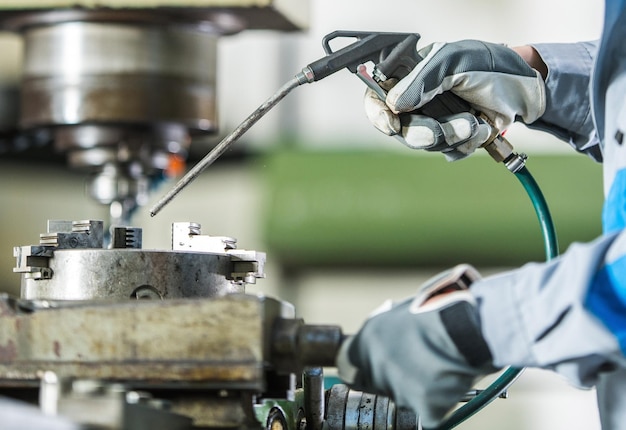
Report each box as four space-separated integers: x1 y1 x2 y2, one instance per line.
271 319 344 372
9 13 226 218
324 384 349 430
297 325 344 367
20 20 218 132
304 368 324 430
20 249 244 300
324 384 418 430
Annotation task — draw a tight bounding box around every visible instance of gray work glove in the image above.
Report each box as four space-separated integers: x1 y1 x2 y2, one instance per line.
336 265 499 429
365 40 546 160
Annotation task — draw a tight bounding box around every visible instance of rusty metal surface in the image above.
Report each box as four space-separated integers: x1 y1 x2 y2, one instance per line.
14 220 266 301
323 384 418 430
0 294 291 387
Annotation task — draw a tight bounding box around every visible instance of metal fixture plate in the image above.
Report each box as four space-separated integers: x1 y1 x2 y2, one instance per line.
0 293 291 387
14 220 266 300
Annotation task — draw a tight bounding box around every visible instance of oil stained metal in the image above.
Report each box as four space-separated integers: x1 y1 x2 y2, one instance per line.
0 294 292 389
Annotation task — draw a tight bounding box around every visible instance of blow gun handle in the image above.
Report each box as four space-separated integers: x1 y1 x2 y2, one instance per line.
302 31 419 82
302 30 474 122
374 34 471 119
376 34 518 166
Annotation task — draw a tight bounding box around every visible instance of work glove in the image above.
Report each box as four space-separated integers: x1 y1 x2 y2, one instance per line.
365 40 546 160
336 265 499 429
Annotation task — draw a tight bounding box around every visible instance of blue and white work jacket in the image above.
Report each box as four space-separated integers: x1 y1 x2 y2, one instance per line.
470 1 626 428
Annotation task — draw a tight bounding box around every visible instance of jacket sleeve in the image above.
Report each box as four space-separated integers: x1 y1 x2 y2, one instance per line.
470 230 626 389
597 367 626 429
526 41 603 161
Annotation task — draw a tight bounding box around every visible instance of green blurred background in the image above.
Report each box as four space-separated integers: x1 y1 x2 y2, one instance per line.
261 149 603 270
0 148 604 293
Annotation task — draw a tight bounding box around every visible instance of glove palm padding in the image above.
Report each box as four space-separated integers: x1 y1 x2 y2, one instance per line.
365 40 546 159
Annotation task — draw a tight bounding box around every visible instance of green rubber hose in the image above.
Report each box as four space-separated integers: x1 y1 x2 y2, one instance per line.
515 166 559 259
437 164 559 430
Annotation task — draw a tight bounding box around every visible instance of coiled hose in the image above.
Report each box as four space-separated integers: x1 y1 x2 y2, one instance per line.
438 164 559 429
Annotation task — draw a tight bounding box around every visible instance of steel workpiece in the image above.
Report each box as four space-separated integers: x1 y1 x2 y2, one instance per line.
14 220 265 300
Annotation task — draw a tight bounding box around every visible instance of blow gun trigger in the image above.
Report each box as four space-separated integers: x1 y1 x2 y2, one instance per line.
352 34 422 102
355 64 387 101
373 33 421 82
355 64 406 144
297 31 422 84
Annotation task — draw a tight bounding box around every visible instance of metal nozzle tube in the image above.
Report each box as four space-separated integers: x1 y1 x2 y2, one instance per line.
149 76 303 217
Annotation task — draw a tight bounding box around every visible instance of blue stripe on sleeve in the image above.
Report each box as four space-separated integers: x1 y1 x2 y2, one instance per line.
586 256 626 353
604 169 626 234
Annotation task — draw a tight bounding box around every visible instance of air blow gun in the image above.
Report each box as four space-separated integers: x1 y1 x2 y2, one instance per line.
150 31 522 217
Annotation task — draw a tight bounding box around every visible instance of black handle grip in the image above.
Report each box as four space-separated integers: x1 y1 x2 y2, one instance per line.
306 31 420 82
308 31 474 121
375 34 421 81
377 36 471 120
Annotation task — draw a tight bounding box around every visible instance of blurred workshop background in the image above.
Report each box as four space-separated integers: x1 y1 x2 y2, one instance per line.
0 0 605 429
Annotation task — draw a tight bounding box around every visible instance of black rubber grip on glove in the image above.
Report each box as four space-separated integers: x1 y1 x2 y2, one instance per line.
377 35 472 120
440 302 493 368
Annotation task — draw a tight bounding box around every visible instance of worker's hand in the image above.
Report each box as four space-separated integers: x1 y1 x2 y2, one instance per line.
365 40 546 160
336 265 499 429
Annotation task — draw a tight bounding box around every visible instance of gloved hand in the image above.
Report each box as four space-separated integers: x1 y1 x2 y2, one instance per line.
365 39 546 160
336 265 499 429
